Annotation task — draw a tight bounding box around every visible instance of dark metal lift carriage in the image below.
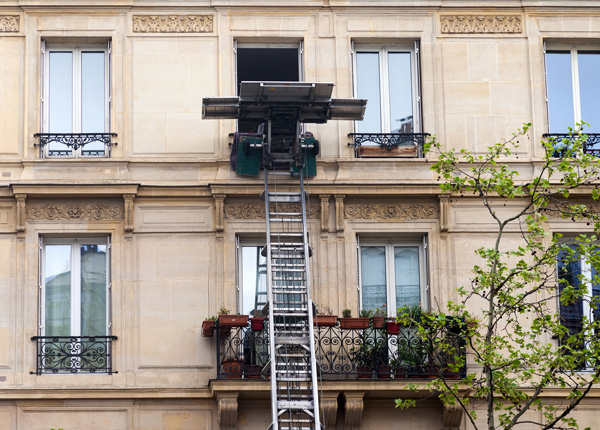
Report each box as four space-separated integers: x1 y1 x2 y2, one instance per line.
203 82 366 430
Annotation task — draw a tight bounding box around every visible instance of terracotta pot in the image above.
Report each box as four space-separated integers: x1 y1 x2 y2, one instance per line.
201 320 215 337
245 364 263 379
386 321 401 335
340 317 370 330
394 369 408 379
250 317 265 331
218 314 249 328
377 364 392 379
372 316 386 329
222 359 243 379
313 315 338 327
356 365 373 379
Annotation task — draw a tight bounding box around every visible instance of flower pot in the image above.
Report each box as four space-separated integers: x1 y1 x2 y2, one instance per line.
313 315 338 327
218 314 249 328
386 321 401 335
377 364 392 379
356 365 373 379
372 316 386 329
394 369 408 379
202 320 215 337
222 358 244 379
245 364 263 379
250 317 265 331
340 317 370 330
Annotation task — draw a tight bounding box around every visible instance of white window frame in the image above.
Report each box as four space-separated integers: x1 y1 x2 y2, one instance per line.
39 236 111 337
352 43 421 134
358 238 428 316
544 44 600 132
41 41 111 158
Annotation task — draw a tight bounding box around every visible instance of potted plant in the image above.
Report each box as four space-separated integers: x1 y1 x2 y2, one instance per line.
313 305 338 327
221 356 244 379
249 309 266 331
372 305 386 329
351 334 374 379
202 315 217 337
217 305 249 328
339 309 370 330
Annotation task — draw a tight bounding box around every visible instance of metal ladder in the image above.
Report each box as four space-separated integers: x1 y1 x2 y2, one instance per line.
264 168 321 430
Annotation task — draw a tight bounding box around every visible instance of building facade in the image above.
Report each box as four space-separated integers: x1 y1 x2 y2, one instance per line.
0 1 599 429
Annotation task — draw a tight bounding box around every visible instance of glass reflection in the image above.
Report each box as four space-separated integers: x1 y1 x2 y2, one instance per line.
388 52 413 133
546 51 574 133
356 52 381 133
45 245 72 336
49 52 73 153
578 51 600 132
81 52 106 153
394 247 420 308
361 246 387 312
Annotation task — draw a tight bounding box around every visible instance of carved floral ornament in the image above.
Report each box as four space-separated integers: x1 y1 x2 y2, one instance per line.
225 203 320 220
26 202 124 221
440 15 522 34
0 16 19 32
344 203 439 220
132 15 213 33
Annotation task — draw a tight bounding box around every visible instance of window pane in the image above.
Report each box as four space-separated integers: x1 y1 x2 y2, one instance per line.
546 51 575 132
80 244 107 336
356 52 382 133
592 258 600 322
388 52 413 133
361 246 386 312
558 247 584 335
81 52 106 153
45 245 72 336
242 246 267 316
394 247 420 308
577 51 600 132
48 52 73 153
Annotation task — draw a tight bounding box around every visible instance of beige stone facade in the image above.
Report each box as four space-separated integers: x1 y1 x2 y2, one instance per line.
1 1 600 429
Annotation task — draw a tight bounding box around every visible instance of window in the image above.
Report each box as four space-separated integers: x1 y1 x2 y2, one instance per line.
353 43 421 134
235 42 302 132
41 41 111 157
545 47 600 132
238 241 268 316
359 238 428 315
557 245 600 337
34 237 114 374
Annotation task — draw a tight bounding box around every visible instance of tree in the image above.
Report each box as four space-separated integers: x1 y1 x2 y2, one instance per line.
396 123 600 430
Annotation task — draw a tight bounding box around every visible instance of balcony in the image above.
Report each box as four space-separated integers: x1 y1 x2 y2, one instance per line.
212 319 465 380
31 336 118 375
543 133 600 156
348 133 431 158
34 133 118 158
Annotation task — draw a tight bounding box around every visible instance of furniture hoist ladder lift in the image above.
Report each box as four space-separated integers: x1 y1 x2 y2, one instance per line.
203 82 366 430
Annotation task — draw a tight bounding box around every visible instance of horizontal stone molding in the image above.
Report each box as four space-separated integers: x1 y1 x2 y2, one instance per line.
133 15 213 33
225 203 320 220
26 201 124 221
0 16 19 32
440 15 522 34
345 203 438 221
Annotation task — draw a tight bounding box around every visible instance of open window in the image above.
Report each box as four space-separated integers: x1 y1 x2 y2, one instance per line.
38 41 114 158
358 237 429 315
237 239 268 316
235 41 303 133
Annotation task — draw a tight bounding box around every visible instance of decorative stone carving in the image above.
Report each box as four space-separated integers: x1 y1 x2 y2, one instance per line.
133 15 213 33
217 392 238 430
320 195 331 233
440 15 522 34
542 202 600 219
225 203 319 220
26 201 124 221
15 194 26 236
442 403 464 430
320 391 339 428
214 194 226 232
344 392 364 430
0 16 19 32
344 203 439 220
335 195 345 233
439 194 451 233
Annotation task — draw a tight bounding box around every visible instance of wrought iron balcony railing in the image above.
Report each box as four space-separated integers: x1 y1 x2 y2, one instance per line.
214 319 465 380
543 133 600 156
34 133 118 158
31 336 118 375
348 133 431 158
